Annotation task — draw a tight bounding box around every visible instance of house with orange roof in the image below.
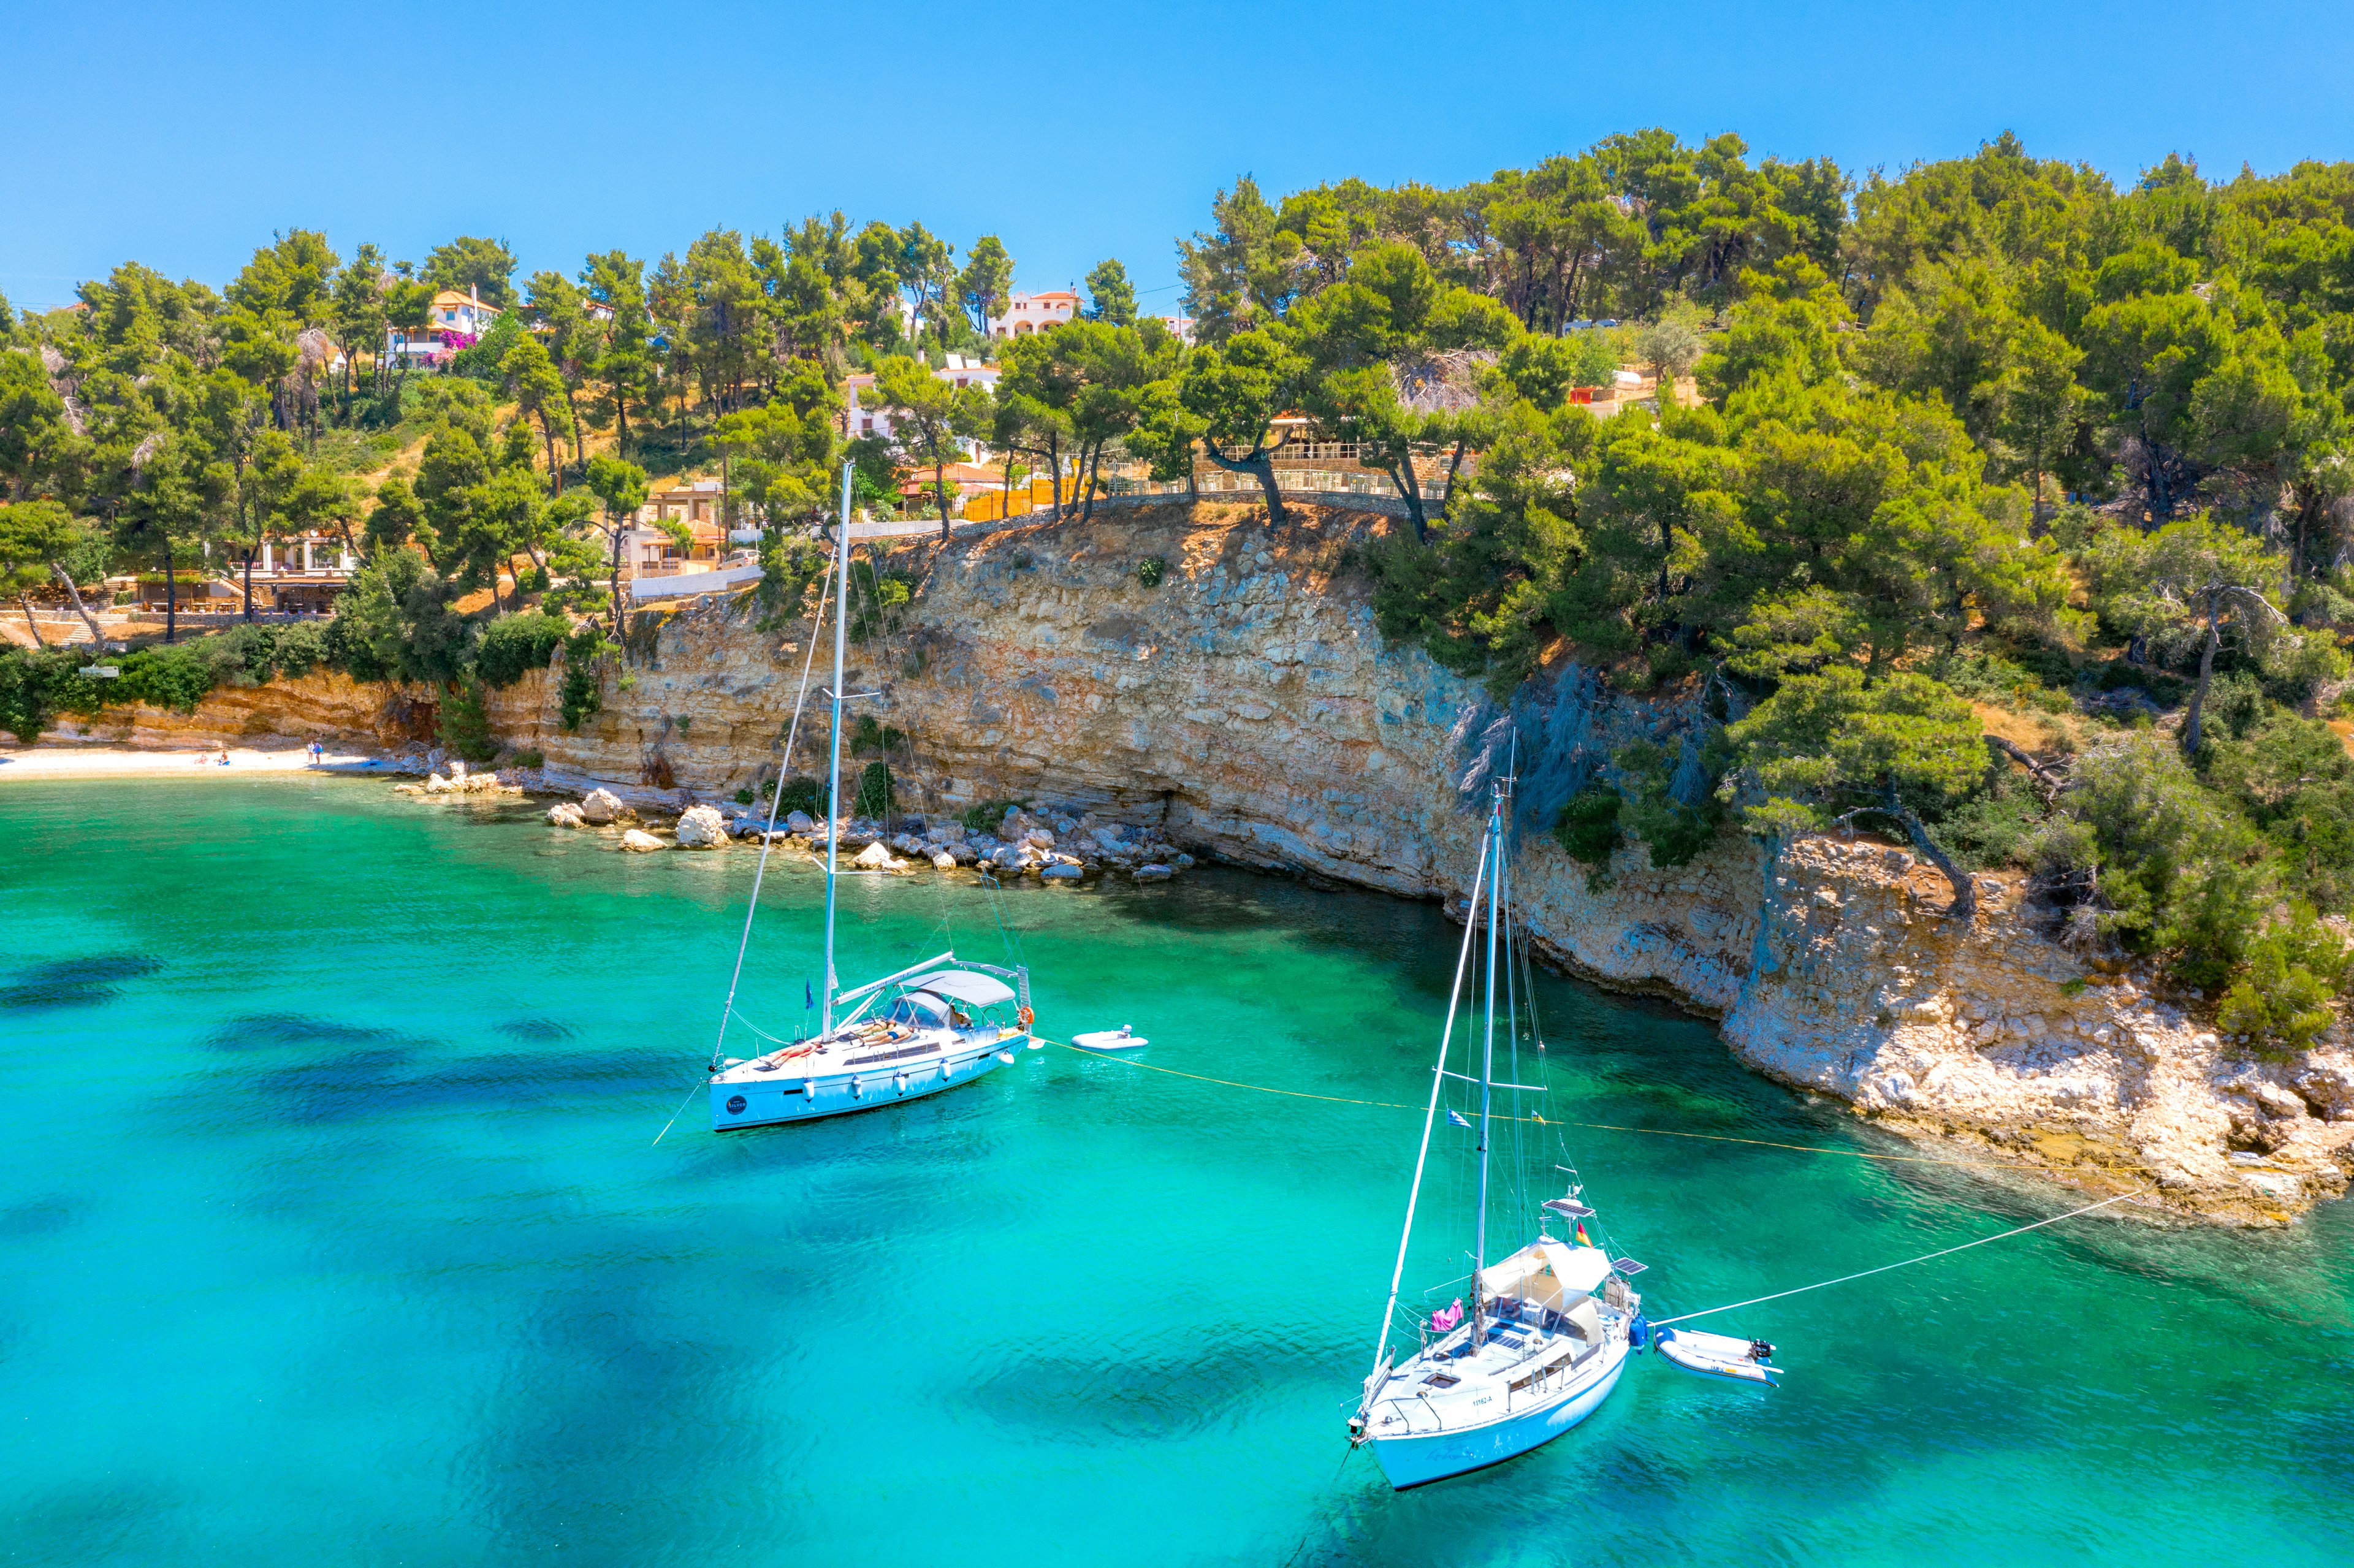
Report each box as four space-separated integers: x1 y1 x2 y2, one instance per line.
384 287 501 369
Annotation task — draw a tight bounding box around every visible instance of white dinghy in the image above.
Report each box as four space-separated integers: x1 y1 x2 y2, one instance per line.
1653 1326 1780 1387
704 464 1036 1132
1071 1027 1148 1051
1349 769 1647 1490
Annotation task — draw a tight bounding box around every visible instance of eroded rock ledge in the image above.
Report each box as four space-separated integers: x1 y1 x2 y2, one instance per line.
65 501 2354 1222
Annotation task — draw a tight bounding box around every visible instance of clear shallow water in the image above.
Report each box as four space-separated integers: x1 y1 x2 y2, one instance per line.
1 777 2349 1567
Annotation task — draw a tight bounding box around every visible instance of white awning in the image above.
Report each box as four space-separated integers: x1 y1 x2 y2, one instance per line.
1479 1238 1612 1304
908 970 1018 1008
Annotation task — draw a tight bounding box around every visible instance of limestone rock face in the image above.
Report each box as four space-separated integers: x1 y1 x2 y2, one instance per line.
674 805 728 848
422 501 2354 1224
547 802 585 828
580 788 624 824
620 829 664 853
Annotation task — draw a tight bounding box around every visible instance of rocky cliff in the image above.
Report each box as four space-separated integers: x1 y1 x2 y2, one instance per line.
66 501 2354 1222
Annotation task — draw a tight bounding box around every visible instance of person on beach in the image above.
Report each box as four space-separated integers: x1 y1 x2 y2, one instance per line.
307 740 323 767
216 748 230 766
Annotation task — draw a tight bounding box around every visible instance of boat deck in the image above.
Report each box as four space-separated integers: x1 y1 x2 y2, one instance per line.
1370 1303 1621 1437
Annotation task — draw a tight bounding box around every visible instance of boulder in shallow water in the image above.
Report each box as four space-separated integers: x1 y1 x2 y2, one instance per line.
1041 862 1083 880
580 788 624 824
424 772 455 794
931 851 959 870
620 829 664 853
853 840 903 870
547 802 585 828
785 810 817 834
675 805 728 848
1133 864 1173 882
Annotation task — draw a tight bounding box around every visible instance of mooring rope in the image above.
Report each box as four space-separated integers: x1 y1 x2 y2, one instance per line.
1644 1188 2146 1328
1042 1040 2038 1173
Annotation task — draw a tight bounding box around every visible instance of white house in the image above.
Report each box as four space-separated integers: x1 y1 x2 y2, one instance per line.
987 289 1080 338
842 356 1000 447
384 287 501 369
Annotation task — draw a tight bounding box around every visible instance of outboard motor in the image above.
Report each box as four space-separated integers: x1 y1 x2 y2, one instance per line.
1748 1339 1775 1362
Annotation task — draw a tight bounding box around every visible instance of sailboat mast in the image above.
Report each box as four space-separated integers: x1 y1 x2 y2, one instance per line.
1473 782 1503 1325
820 461 853 1035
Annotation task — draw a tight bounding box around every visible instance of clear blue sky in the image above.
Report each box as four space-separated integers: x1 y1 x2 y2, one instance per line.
4 0 2352 312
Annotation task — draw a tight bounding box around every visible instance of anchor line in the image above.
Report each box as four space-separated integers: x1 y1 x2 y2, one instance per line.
1643 1188 2147 1328
1039 1041 2050 1174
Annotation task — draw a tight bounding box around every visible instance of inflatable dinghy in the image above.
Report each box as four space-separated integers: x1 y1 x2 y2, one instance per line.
1653 1326 1780 1387
1072 1027 1148 1050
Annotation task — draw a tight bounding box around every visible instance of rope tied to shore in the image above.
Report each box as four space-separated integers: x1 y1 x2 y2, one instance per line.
1644 1188 2147 1328
1043 1040 2055 1174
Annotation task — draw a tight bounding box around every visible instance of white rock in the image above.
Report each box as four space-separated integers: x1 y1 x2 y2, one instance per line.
931 851 959 870
424 772 454 794
1026 829 1056 848
785 810 817 834
853 841 902 870
620 829 664 853
675 805 729 848
581 788 624 824
547 802 585 828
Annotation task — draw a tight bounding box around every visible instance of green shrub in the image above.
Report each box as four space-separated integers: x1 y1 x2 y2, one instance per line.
960 797 1029 833
1556 786 1623 866
734 787 755 805
0 647 101 742
773 775 824 817
476 611 569 687
1138 555 1167 588
512 748 544 769
114 639 241 713
2219 909 2345 1059
558 625 612 731
436 677 498 763
852 760 894 817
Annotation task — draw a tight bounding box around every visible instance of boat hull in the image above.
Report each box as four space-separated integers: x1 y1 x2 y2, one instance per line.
709 1040 1018 1130
1365 1342 1628 1490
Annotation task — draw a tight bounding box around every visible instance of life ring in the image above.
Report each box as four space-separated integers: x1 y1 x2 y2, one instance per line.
1017 1005 1034 1032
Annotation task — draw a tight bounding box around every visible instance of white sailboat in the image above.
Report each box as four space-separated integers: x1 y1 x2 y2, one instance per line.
707 464 1034 1132
1349 770 1647 1489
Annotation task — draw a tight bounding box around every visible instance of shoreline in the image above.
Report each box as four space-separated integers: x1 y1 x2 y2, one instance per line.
0 742 399 781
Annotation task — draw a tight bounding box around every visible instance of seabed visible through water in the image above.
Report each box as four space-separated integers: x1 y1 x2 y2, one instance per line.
2 775 2349 1566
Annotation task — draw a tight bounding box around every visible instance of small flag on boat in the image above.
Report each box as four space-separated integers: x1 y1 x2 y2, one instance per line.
1574 1220 1595 1247
806 981 814 1008
1446 1110 1472 1128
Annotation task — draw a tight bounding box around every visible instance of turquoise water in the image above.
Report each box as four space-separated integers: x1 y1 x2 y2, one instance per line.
1 777 2349 1566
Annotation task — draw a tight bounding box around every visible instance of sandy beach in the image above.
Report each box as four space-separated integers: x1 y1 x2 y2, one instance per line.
0 744 398 782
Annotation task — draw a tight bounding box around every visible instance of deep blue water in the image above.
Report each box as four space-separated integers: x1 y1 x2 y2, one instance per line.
1 777 2348 1566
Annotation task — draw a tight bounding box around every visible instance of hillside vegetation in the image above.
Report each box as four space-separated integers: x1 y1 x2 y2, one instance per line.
10 132 2354 1054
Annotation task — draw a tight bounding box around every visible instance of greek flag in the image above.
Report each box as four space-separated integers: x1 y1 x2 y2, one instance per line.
1446 1110 1472 1128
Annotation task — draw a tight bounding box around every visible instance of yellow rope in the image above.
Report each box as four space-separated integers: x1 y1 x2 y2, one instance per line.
1045 1040 2025 1173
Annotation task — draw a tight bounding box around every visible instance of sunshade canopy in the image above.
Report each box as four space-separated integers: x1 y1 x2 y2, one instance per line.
908 970 1018 1008
1479 1238 1613 1306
